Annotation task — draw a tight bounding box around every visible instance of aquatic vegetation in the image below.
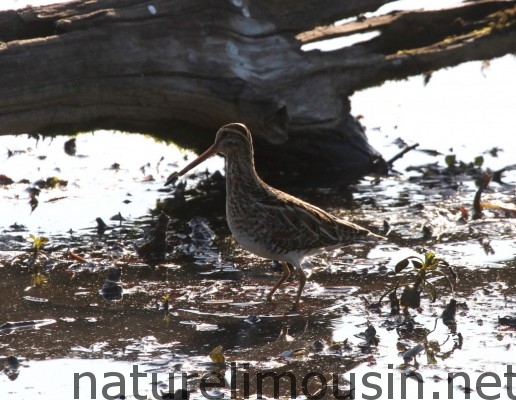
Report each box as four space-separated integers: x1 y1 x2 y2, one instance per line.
136 211 170 259
0 173 14 185
209 345 226 364
26 234 50 286
378 251 456 310
29 234 49 252
33 176 68 190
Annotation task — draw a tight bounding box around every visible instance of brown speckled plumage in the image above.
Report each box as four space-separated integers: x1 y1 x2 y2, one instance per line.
166 123 383 310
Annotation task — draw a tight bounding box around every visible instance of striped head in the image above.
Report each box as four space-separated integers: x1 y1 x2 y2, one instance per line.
164 123 255 185
212 123 254 157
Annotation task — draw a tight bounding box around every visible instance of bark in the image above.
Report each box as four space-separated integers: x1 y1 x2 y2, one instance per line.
0 0 515 183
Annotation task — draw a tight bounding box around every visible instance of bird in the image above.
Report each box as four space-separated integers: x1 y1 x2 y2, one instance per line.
165 123 384 310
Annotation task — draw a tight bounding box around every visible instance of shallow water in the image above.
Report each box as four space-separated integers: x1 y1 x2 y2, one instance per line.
1 56 516 399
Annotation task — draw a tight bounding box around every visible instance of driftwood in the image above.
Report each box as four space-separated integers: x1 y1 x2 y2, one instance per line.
0 0 515 183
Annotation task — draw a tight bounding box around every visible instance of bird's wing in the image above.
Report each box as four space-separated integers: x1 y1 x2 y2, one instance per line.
255 188 370 250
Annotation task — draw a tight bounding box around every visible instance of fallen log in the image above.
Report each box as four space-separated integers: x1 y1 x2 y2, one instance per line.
0 0 514 183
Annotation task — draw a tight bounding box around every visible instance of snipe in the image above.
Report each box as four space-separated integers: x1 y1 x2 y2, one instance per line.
166 123 383 310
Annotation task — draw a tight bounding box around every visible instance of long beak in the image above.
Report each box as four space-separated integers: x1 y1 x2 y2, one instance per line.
164 143 217 186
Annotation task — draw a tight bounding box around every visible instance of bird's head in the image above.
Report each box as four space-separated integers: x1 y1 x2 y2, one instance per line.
164 123 253 185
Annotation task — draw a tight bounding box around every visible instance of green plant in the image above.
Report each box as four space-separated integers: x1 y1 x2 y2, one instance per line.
28 234 50 286
379 251 456 309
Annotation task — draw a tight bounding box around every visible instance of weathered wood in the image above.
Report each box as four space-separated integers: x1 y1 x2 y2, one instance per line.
0 0 514 183
299 1 516 90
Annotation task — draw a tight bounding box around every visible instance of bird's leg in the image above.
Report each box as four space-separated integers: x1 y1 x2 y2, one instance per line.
287 263 295 274
266 261 291 302
292 266 307 312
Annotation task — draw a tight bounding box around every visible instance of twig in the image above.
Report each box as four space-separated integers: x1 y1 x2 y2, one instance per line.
387 143 419 168
472 173 492 220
